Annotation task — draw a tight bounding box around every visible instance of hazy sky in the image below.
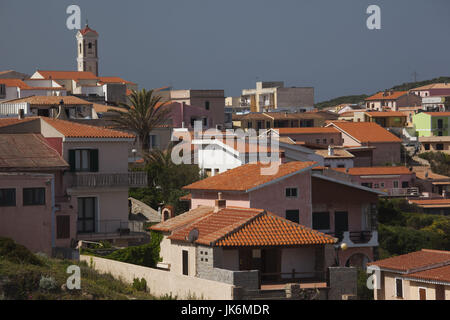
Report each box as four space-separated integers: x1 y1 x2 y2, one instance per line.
1 0 449 102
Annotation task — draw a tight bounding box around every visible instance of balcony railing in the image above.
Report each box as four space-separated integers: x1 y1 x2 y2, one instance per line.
77 219 145 239
328 230 378 247
388 187 419 197
69 171 147 188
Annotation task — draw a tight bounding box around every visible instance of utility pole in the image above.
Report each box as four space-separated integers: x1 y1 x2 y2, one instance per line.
412 71 419 83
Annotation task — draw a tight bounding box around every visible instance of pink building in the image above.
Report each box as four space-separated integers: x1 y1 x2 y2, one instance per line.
0 117 148 256
0 133 73 255
334 166 416 197
266 127 343 146
184 161 383 267
327 121 402 166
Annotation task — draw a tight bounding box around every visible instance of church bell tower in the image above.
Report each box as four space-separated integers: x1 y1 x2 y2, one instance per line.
76 23 99 76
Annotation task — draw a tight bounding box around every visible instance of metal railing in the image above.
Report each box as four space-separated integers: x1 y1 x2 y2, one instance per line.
70 171 147 188
388 187 419 197
77 219 145 237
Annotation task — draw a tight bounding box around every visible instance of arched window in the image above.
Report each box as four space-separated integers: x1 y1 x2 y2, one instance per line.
79 43 82 53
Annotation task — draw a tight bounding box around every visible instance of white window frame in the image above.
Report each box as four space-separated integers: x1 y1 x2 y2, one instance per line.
395 277 404 299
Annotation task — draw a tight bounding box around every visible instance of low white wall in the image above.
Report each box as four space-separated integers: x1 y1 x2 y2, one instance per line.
80 255 235 300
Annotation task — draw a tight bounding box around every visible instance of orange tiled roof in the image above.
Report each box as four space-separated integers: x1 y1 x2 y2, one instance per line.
365 111 407 117
407 264 450 284
423 112 450 117
274 127 339 135
365 91 408 101
334 166 412 176
4 95 93 106
36 70 98 80
150 206 214 233
0 133 68 170
368 249 450 273
411 83 450 91
92 103 128 113
165 207 335 247
79 25 98 36
0 79 30 89
41 118 135 139
328 121 402 143
409 199 450 206
0 117 36 128
98 77 136 85
183 161 317 192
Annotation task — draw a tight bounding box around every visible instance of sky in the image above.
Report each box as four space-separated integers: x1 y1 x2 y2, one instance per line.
1 0 449 102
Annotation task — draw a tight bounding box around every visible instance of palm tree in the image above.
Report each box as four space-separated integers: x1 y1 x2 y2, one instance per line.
109 89 170 155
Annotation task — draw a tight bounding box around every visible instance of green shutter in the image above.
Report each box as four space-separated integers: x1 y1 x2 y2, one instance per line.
68 150 76 172
90 149 99 172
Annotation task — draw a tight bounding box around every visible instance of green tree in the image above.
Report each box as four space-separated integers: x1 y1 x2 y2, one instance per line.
109 89 170 154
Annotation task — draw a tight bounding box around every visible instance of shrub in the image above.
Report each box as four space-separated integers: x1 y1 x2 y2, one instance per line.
39 276 58 293
0 237 42 266
132 278 147 292
105 231 163 267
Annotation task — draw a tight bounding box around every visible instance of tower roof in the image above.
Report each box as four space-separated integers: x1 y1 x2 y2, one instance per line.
79 24 98 36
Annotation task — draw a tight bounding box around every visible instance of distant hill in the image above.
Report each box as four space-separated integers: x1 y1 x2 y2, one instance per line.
315 76 450 109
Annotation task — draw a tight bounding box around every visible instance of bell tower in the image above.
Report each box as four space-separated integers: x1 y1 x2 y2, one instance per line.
76 22 99 76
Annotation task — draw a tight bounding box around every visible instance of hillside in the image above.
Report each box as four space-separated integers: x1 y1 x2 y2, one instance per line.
0 237 161 300
315 76 450 109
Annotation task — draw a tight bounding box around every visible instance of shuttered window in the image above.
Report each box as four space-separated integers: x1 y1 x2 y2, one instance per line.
68 149 99 172
23 188 45 206
56 215 70 239
0 188 16 207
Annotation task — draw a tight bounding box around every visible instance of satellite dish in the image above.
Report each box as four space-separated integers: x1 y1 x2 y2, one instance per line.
187 228 199 243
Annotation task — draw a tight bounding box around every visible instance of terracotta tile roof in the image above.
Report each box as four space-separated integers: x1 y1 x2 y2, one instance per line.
0 117 36 128
4 95 93 106
411 83 450 91
41 118 135 139
334 166 412 176
92 103 128 114
412 167 450 180
423 112 450 116
315 149 354 159
163 207 335 247
183 161 317 192
36 70 98 80
365 111 407 117
274 127 339 135
179 193 192 201
365 91 408 101
0 79 30 89
368 249 450 273
98 77 136 85
407 264 450 284
408 199 450 207
0 133 68 170
150 206 214 233
328 121 402 143
79 25 98 36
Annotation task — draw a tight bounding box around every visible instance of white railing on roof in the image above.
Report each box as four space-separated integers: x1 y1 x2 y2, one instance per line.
0 102 30 117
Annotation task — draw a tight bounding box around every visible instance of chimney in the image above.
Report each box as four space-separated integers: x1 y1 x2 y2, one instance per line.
214 192 226 212
328 145 334 156
161 205 175 222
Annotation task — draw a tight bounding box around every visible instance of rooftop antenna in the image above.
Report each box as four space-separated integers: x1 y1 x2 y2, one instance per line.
412 71 419 83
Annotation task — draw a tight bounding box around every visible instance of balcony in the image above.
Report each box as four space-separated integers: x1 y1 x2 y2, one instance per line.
68 171 147 189
77 219 146 241
328 230 378 248
388 187 419 197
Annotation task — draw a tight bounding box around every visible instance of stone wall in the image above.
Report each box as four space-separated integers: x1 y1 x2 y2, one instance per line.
327 267 357 300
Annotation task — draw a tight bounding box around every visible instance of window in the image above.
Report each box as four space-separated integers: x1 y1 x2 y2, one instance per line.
0 188 15 207
150 135 159 149
205 169 212 177
23 188 45 206
57 216 70 239
402 181 409 188
316 139 320 144
424 144 430 150
313 212 330 230
69 149 99 172
285 210 299 223
285 187 298 198
395 278 403 298
374 183 379 188
77 197 96 233
380 183 385 188
182 250 189 275
88 42 92 49
393 181 399 188
337 164 345 168
436 143 444 150
361 183 372 188
323 139 327 144
205 101 210 110
330 138 334 144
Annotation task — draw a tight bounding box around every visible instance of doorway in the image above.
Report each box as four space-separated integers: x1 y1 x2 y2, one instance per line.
334 211 349 241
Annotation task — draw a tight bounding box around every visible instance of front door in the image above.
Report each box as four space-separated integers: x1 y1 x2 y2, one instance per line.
335 211 349 241
261 249 281 282
419 288 426 300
